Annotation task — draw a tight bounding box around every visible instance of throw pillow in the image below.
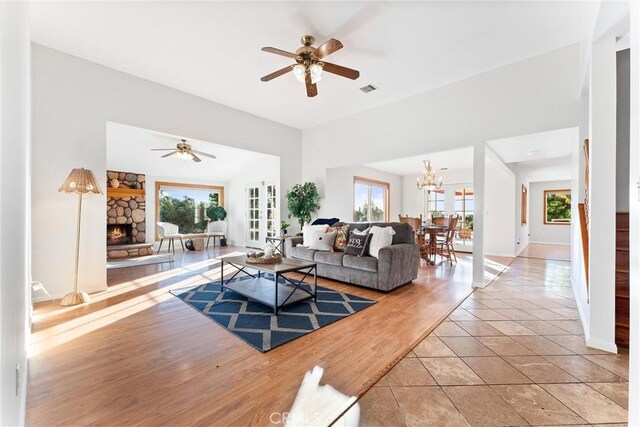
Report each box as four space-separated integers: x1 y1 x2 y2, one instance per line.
345 231 372 257
302 224 329 246
308 231 337 252
311 217 340 226
368 226 396 258
327 225 349 252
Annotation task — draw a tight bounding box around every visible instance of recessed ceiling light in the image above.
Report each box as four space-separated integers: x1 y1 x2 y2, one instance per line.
360 84 378 93
527 150 540 156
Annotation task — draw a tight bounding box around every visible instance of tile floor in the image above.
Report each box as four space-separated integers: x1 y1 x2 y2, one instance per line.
359 257 629 426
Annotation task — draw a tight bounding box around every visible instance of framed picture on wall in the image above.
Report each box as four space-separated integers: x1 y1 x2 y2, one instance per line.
544 189 571 225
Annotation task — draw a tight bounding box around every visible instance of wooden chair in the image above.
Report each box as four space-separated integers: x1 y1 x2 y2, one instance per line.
157 222 185 254
436 215 458 264
399 214 430 265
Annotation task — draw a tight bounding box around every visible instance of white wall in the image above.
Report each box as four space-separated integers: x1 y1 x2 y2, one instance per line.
0 2 31 425
302 44 583 189
616 49 630 212
528 180 572 245
587 35 618 352
31 44 301 301
484 152 516 257
322 165 402 223
627 2 639 422
226 156 279 247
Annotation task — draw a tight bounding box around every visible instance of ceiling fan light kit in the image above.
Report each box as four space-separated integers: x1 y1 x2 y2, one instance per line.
150 138 217 163
261 35 360 97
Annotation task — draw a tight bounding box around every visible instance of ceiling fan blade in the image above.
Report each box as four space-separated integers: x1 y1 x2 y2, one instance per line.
150 148 176 151
192 150 217 159
261 47 297 59
191 153 202 163
261 66 293 82
161 151 178 158
321 61 360 80
305 72 318 97
314 38 343 59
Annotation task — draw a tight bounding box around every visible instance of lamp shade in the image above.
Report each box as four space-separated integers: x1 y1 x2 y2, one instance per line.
58 168 103 195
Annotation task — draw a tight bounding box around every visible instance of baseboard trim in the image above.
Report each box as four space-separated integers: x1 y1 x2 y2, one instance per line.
529 241 571 246
516 243 529 256
32 284 109 303
586 336 618 353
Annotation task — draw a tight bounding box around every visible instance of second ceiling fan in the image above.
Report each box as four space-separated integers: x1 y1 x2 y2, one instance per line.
261 35 360 97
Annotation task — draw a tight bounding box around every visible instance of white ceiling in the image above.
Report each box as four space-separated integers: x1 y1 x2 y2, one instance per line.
487 127 578 164
31 1 599 129
106 122 274 182
365 146 473 176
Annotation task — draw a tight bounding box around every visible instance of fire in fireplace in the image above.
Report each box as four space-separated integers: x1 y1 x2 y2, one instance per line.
107 224 133 246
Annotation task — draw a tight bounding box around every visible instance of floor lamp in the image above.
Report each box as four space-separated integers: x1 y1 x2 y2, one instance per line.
58 167 102 306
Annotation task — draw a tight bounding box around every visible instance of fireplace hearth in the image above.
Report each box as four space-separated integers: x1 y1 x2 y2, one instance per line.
107 224 133 246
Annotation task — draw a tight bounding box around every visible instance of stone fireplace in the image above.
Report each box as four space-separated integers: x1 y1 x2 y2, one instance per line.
106 171 154 259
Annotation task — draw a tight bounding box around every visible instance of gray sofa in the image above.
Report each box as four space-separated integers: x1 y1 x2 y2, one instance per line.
284 222 419 292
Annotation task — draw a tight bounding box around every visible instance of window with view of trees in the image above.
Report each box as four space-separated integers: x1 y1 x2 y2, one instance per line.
353 177 389 222
156 182 225 235
544 189 571 224
427 189 445 221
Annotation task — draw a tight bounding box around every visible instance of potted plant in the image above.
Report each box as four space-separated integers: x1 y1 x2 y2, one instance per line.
280 221 291 237
286 182 321 231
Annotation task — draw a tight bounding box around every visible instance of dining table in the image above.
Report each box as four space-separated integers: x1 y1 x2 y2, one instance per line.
422 224 449 265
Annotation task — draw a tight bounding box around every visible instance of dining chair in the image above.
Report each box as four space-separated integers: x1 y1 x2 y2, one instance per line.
156 222 185 254
399 214 430 265
436 215 458 264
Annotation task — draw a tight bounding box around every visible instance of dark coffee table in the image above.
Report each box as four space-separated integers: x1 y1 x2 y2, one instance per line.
219 254 317 314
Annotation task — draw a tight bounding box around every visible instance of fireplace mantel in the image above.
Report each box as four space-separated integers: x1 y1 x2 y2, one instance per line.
106 188 145 198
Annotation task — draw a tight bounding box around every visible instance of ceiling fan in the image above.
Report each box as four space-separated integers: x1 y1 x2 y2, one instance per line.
150 139 216 163
260 35 360 97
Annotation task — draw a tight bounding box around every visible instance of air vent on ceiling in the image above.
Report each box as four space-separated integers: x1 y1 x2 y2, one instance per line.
360 84 378 93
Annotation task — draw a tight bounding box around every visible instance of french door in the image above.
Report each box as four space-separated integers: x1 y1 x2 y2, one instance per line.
245 182 278 248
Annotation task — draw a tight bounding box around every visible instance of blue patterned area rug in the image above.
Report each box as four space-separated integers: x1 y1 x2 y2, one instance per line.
171 275 376 352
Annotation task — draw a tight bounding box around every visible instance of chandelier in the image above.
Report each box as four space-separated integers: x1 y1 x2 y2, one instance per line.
416 160 443 190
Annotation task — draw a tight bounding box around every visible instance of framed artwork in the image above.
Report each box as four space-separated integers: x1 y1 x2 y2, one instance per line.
544 189 571 225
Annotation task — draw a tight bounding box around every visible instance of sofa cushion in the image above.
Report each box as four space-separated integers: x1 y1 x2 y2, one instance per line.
368 226 396 258
327 225 349 251
345 231 371 256
302 224 328 246
313 251 345 266
308 230 336 252
311 217 340 226
343 254 378 272
370 222 415 244
290 246 316 261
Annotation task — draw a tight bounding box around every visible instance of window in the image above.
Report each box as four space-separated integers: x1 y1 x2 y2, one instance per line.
265 184 277 238
155 182 224 236
455 188 474 234
353 177 389 222
521 185 528 225
427 189 445 221
544 189 571 224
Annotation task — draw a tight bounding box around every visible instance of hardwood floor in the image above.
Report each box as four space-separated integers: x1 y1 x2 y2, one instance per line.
27 247 511 426
519 243 571 262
